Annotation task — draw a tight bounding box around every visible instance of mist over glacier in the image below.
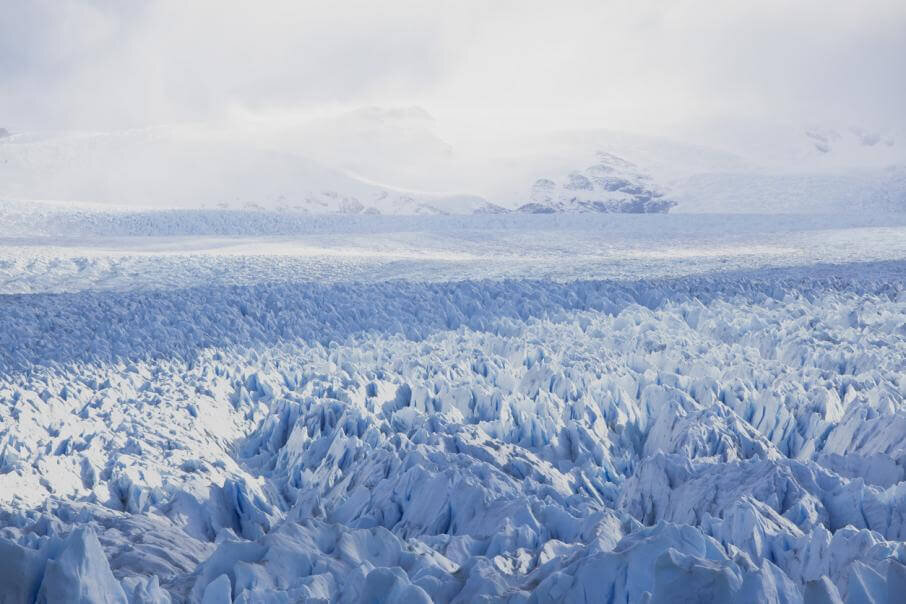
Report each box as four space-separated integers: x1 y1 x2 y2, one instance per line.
3 1 905 215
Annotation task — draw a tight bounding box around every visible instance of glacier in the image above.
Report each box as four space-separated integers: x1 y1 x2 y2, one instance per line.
2 210 906 602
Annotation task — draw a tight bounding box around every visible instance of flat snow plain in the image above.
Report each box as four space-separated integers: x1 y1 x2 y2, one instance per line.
2 208 906 603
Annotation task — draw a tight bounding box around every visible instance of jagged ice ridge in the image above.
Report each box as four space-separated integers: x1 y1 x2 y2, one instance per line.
1 269 906 602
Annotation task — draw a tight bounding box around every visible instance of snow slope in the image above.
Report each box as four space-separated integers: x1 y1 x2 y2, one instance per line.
0 129 500 215
1 210 906 602
496 129 906 215
5 113 904 216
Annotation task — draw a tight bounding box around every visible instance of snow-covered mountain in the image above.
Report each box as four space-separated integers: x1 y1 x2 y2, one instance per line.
517 151 677 214
804 125 895 155
656 119 906 213
491 126 906 214
283 106 458 190
2 111 905 215
673 117 904 171
0 127 502 215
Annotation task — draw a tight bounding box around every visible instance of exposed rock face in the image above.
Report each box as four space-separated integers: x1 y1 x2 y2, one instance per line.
518 151 677 214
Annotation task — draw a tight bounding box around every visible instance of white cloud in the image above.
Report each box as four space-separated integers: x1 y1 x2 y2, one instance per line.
2 0 904 136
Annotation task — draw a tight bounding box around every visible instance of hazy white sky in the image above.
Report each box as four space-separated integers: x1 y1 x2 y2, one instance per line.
3 0 905 135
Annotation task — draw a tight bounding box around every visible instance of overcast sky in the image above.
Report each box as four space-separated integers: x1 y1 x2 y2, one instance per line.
3 0 905 136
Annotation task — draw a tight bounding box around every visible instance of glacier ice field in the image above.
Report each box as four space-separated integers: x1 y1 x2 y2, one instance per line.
2 210 906 602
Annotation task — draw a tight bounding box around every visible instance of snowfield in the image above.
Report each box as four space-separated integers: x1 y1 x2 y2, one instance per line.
2 208 906 602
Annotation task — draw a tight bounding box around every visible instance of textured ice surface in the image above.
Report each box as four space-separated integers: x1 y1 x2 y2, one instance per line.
4 207 906 294
1 212 906 602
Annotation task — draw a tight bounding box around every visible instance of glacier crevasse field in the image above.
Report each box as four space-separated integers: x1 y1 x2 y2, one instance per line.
2 208 906 602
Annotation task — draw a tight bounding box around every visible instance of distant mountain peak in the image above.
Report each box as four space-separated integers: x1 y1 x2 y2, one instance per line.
518 151 677 214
